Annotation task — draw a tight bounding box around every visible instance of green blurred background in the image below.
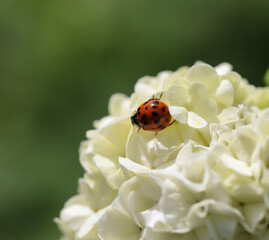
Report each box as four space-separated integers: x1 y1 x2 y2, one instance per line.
0 0 268 239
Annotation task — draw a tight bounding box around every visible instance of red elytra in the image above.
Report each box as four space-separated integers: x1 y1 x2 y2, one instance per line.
131 93 174 133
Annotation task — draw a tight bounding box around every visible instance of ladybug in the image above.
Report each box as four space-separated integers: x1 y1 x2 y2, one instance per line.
131 93 174 133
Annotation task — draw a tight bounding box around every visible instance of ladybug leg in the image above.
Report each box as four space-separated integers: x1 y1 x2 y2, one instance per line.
169 120 176 126
137 126 141 133
155 131 158 137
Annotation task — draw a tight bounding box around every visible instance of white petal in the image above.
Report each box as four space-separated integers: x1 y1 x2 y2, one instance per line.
187 200 243 236
193 227 210 240
119 157 150 178
166 81 189 107
141 228 197 240
229 127 257 163
107 168 126 190
243 202 266 231
60 204 92 231
79 175 117 211
186 63 219 93
134 73 169 97
188 111 207 128
86 118 130 161
210 214 238 239
77 208 106 239
217 106 239 124
109 93 131 117
219 154 253 177
263 137 269 167
116 176 161 226
188 82 218 121
126 132 152 167
205 218 220 240
263 192 269 209
141 207 169 231
99 118 131 157
231 183 263 203
261 168 269 189
98 206 141 240
214 79 234 106
188 82 208 100
182 151 207 183
92 154 118 179
158 179 195 232
60 204 92 222
215 63 232 76
169 106 188 124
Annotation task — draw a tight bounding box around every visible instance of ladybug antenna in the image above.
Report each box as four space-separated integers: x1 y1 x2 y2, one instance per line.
152 92 163 100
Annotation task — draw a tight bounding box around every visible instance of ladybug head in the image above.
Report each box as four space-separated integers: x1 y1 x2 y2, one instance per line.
130 113 140 128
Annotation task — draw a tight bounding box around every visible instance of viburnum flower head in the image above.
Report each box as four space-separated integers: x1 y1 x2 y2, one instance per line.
56 62 269 240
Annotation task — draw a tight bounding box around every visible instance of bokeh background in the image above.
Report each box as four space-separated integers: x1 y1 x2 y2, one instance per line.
0 0 268 239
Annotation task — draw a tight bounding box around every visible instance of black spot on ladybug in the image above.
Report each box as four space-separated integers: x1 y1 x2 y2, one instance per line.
153 106 158 109
137 108 140 116
153 101 159 105
151 111 158 117
165 118 169 122
151 128 154 130
154 119 160 124
143 121 149 126
158 124 163 128
142 114 147 119
162 106 166 112
145 106 148 110
160 126 166 130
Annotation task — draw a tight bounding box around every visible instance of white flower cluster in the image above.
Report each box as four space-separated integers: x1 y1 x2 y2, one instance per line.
56 62 269 240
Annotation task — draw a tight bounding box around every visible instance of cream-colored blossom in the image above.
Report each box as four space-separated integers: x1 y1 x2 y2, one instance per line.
57 62 269 240
55 195 104 240
167 80 218 128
